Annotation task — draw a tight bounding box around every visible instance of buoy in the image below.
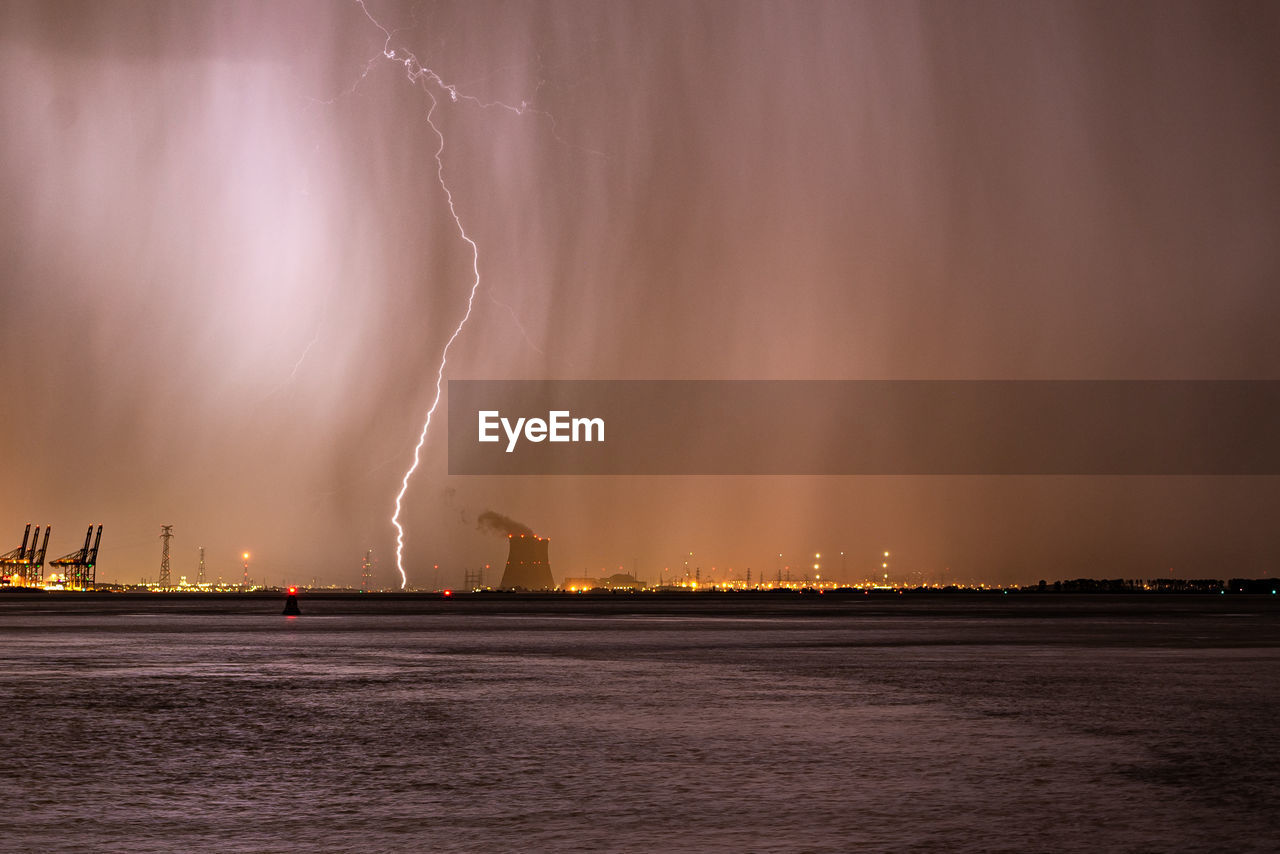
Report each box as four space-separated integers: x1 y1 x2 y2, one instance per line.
282 585 301 615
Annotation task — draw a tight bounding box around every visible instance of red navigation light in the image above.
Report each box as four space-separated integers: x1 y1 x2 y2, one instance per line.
442 589 453 597
287 586 297 595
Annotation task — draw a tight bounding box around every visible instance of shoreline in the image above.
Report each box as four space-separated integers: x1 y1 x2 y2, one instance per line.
3 588 1279 620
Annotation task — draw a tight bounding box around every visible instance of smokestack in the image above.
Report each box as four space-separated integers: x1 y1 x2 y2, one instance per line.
498 534 554 591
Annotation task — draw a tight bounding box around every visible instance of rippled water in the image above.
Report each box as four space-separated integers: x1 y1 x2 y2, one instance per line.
1 596 1277 852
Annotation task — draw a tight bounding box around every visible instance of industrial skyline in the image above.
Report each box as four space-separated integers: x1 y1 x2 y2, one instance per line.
2 1 1279 587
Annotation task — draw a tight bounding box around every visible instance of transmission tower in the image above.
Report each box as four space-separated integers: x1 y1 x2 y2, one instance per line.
159 525 173 588
198 546 205 585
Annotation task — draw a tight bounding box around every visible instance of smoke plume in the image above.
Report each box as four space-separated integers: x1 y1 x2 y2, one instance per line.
477 510 534 537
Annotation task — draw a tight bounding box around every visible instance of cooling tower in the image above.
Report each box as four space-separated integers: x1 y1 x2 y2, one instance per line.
499 534 554 590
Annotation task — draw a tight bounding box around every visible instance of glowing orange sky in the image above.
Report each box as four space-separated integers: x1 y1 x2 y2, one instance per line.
2 1 1278 586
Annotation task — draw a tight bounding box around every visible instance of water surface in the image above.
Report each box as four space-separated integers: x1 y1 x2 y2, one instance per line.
0 595 1276 852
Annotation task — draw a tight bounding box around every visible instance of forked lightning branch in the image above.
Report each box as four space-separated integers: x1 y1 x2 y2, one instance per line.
478 410 605 452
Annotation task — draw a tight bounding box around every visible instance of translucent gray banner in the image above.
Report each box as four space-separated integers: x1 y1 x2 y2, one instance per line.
447 381 1280 475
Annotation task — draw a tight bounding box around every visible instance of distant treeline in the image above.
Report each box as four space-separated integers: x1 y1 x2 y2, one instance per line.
1028 578 1279 594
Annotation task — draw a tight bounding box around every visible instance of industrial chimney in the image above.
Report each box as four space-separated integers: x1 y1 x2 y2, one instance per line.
499 534 554 590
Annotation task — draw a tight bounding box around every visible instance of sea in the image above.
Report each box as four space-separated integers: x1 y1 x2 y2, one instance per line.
0 593 1277 853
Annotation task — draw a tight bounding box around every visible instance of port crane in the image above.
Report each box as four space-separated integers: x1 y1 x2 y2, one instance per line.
50 524 102 590
1 523 51 585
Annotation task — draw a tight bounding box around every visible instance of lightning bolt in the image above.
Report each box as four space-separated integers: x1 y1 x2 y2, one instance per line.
388 92 478 591
355 1 522 589
488 292 546 356
287 325 322 381
254 317 324 405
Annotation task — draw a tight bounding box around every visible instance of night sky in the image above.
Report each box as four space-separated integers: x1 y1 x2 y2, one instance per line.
2 1 1278 587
